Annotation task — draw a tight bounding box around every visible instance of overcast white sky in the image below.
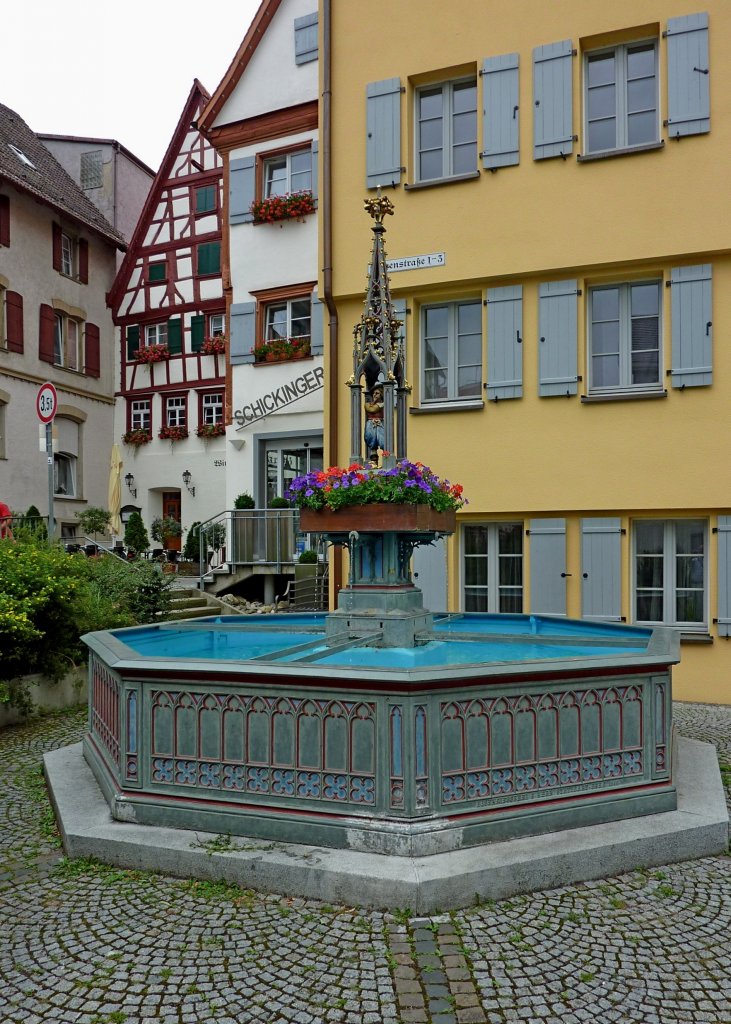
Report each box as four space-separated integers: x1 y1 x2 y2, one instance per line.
3 1 261 171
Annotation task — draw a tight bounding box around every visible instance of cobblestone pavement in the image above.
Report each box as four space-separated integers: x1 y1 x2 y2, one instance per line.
0 703 729 1024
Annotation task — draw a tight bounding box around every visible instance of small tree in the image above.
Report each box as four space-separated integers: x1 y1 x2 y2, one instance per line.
150 516 183 545
124 512 149 555
183 521 202 562
14 504 47 542
77 506 112 540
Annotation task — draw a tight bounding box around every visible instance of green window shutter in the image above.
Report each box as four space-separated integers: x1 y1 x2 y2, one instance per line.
486 285 522 400
191 314 205 352
533 40 574 159
538 280 579 396
670 264 712 388
230 156 255 225
198 242 221 276
366 78 402 189
230 301 256 365
717 516 731 638
581 518 623 622
126 325 140 360
665 13 710 138
167 317 182 354
529 518 567 616
196 185 216 213
148 262 166 282
482 53 520 169
294 12 318 65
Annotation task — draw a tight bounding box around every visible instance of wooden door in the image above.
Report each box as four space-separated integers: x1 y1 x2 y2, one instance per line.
162 491 182 551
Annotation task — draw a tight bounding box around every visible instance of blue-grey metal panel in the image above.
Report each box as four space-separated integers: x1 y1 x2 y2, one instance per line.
230 301 255 365
529 518 567 615
412 537 447 613
230 156 255 225
666 12 710 138
670 264 712 388
487 285 523 400
717 516 731 638
310 291 324 355
581 518 623 622
311 139 319 201
294 11 318 65
366 78 402 189
533 40 574 159
482 54 520 169
538 280 579 396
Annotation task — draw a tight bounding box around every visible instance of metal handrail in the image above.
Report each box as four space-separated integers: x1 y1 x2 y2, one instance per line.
196 507 304 590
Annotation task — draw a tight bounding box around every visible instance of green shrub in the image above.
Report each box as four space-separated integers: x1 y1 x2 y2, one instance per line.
151 516 183 543
234 493 256 509
13 504 48 542
298 549 319 564
183 522 202 561
269 496 290 509
76 506 111 538
124 511 149 554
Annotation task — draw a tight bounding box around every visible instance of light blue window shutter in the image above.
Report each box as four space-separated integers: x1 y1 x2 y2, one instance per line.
717 516 731 637
311 140 319 201
481 54 520 169
581 518 623 621
670 264 712 388
533 40 574 160
230 301 255 365
294 12 318 65
310 291 324 355
665 13 710 138
529 518 567 616
486 285 522 400
538 280 579 396
366 78 402 189
230 156 255 225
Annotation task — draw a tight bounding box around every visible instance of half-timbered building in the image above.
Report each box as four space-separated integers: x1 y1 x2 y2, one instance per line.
109 81 226 552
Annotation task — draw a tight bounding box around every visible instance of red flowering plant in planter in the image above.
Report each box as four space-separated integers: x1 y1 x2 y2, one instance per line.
158 425 189 441
134 343 170 364
122 428 152 447
250 190 316 225
196 423 225 439
286 460 467 513
252 336 311 364
201 335 226 355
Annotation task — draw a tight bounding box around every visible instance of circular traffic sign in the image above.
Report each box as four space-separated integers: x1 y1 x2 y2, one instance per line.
37 381 58 424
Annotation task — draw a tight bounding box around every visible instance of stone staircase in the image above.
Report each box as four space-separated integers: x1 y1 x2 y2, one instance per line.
163 587 228 622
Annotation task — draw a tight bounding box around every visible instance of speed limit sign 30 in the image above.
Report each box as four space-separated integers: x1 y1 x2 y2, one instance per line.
37 382 58 423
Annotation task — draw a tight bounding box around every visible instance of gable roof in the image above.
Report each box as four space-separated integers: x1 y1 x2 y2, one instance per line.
107 79 213 313
0 103 126 248
37 133 155 178
197 0 283 132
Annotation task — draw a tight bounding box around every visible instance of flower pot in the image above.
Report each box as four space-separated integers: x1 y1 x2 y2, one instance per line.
299 504 456 535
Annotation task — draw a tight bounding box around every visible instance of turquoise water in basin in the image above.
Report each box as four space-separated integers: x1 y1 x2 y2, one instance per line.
116 613 650 667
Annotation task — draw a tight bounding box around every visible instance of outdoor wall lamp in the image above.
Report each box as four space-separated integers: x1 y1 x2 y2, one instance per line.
182 470 196 497
124 473 137 498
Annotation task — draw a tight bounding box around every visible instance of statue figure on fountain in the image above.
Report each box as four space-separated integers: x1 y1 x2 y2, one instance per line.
364 385 385 462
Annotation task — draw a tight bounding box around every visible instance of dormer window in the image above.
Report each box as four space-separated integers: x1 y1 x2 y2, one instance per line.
8 143 36 169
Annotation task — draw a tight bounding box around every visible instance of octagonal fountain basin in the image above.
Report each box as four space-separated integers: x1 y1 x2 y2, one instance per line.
82 613 679 856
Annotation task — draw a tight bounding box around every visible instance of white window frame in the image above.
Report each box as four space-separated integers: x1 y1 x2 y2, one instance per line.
633 519 707 630
462 522 524 613
265 297 311 342
60 232 74 277
588 280 663 394
584 40 659 155
130 399 151 431
415 77 477 183
202 393 223 425
0 284 6 350
166 396 186 428
145 322 167 347
263 149 312 198
421 299 482 404
54 312 83 370
53 452 76 497
209 313 225 337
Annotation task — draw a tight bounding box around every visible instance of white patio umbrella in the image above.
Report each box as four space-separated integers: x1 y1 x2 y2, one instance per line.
107 444 123 536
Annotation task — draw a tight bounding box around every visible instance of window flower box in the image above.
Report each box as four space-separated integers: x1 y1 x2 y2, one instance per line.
122 429 152 447
158 425 189 441
252 336 311 364
134 343 170 364
201 335 226 355
196 423 225 439
299 503 457 535
250 190 316 225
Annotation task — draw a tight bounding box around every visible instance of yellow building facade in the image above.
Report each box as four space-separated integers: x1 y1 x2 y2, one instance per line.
322 1 731 703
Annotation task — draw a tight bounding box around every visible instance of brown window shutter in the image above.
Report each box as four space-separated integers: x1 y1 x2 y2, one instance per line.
84 322 100 377
0 195 9 247
52 222 62 271
39 303 56 362
6 291 24 352
78 238 89 283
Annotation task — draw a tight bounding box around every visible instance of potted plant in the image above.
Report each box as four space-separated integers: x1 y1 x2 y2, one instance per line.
179 521 203 575
134 343 170 364
234 493 256 509
124 511 149 558
294 549 321 609
250 190 316 225
201 335 226 355
150 516 183 563
122 428 152 448
232 493 256 561
196 422 225 439
252 336 311 364
158 425 189 442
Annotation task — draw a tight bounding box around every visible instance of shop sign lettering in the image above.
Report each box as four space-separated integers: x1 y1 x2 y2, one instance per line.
234 365 324 429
